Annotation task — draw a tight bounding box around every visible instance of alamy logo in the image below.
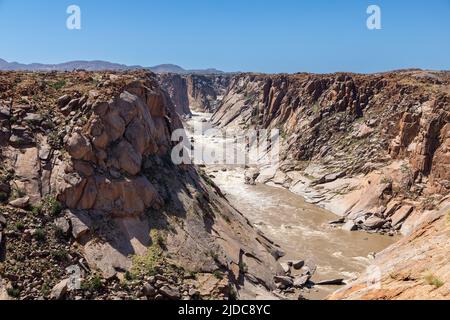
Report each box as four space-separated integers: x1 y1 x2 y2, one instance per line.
66 5 81 30
66 265 82 290
367 5 382 30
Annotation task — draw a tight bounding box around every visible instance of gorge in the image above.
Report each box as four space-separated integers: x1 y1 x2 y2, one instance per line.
0 68 449 300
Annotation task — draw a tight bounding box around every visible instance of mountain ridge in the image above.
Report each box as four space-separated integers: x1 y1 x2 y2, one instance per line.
0 58 224 74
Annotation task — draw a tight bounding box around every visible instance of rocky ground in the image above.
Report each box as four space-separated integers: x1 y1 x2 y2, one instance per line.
329 204 450 300
0 70 283 300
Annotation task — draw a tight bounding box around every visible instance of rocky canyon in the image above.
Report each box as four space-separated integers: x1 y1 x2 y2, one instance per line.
0 68 449 300
211 70 449 299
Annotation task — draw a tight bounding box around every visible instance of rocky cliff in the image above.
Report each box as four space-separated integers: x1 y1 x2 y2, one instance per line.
0 71 282 300
211 70 450 299
160 73 230 114
213 71 449 234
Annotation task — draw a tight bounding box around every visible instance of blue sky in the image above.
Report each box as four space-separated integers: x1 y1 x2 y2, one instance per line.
0 0 449 73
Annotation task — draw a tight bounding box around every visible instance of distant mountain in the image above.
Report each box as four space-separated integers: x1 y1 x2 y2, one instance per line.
149 64 187 74
0 58 224 74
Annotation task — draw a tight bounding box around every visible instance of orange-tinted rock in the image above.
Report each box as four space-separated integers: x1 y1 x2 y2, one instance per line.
66 132 92 160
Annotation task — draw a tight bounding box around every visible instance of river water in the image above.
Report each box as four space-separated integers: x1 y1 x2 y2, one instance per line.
185 112 398 300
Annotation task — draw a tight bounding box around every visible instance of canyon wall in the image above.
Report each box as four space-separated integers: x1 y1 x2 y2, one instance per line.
160 73 230 114
212 71 449 235
0 71 282 300
212 70 450 299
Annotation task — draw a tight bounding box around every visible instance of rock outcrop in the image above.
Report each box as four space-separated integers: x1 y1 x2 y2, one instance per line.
329 203 450 300
160 73 230 114
0 71 282 300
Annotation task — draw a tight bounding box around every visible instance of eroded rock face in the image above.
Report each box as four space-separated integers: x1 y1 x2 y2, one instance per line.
160 73 230 114
0 71 282 300
212 71 450 233
210 70 450 300
329 204 450 300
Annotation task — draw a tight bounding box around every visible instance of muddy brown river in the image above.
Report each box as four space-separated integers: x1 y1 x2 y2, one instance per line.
186 113 398 300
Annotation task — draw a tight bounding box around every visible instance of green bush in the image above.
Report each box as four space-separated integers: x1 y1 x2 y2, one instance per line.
425 273 444 289
15 222 25 231
34 228 46 242
33 196 63 217
0 192 8 202
130 230 165 277
51 249 68 262
81 275 103 291
7 287 20 298
50 80 66 91
213 270 224 280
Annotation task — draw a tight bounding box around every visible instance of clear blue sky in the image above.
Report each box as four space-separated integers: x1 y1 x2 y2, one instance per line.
0 0 449 73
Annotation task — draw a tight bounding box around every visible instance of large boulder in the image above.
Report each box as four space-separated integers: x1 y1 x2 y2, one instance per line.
66 132 92 160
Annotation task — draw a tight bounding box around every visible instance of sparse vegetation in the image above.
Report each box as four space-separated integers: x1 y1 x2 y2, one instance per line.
81 274 103 291
424 273 444 289
32 195 63 217
9 186 26 201
47 131 63 150
312 102 320 114
51 249 68 262
54 226 66 239
213 270 224 280
381 176 393 185
50 80 66 91
0 192 8 202
15 222 25 231
130 230 165 277
34 228 46 242
239 261 248 274
7 287 21 298
208 250 219 261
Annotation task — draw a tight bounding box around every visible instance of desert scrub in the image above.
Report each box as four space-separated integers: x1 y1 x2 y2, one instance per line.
312 102 321 114
15 221 25 231
381 176 393 185
239 261 248 274
130 230 165 277
424 273 444 289
208 250 219 261
50 80 66 91
32 195 62 217
51 249 69 262
9 186 26 201
7 287 21 298
47 130 63 150
33 228 46 242
0 192 8 202
81 274 103 291
213 270 224 280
